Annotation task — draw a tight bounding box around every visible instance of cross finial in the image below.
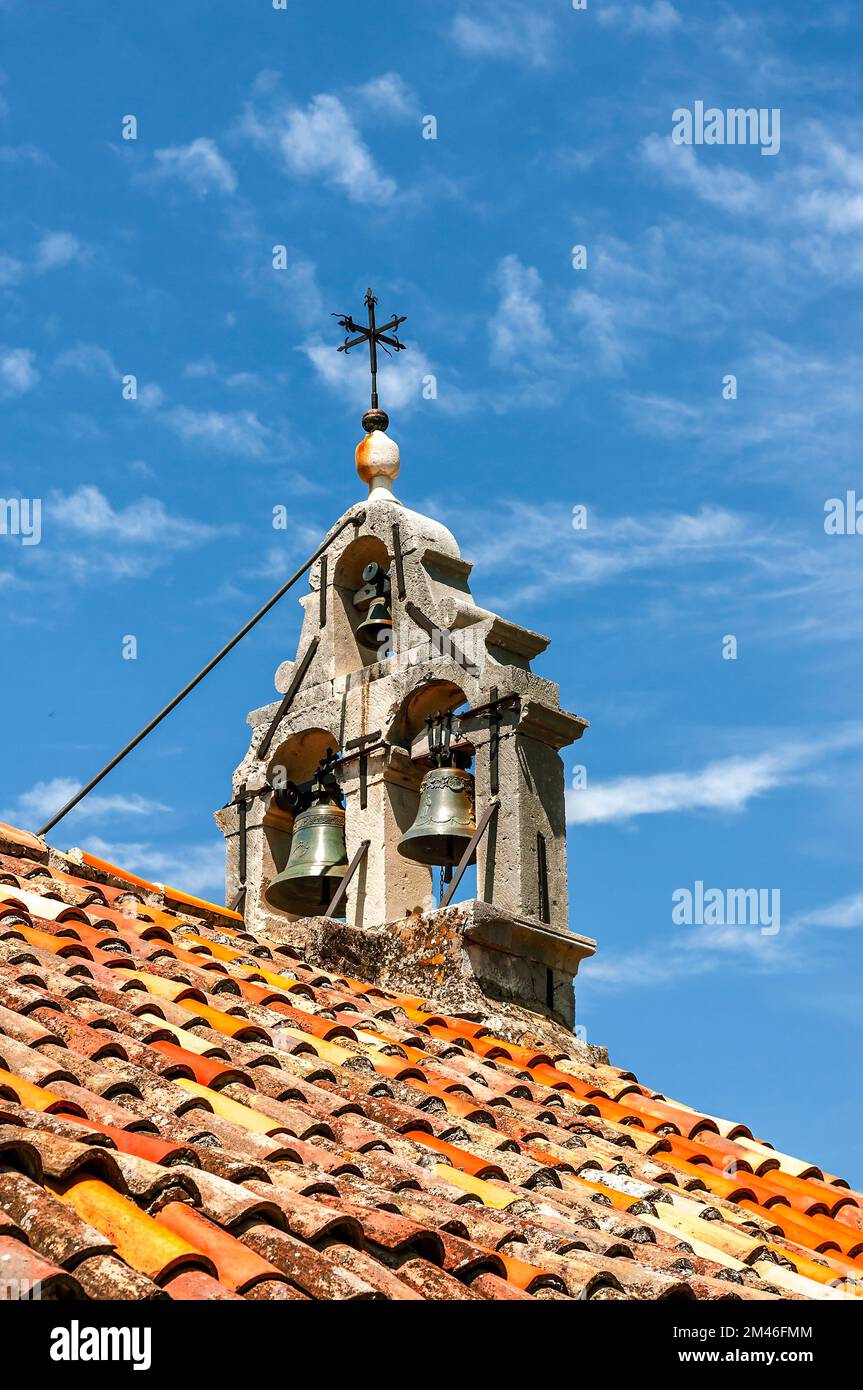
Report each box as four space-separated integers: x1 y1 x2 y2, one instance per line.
333 288 407 433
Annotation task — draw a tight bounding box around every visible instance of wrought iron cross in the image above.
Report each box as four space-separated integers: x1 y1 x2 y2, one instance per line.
333 288 407 411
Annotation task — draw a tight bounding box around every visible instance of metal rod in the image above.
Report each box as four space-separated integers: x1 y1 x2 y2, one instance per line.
344 730 382 810
404 601 476 678
359 754 368 810
333 738 386 771
368 294 378 409
457 692 521 723
489 685 500 797
325 839 370 919
35 511 365 837
391 523 406 600
238 783 247 888
258 635 321 762
440 799 499 909
537 832 550 925
232 782 248 915
319 554 328 628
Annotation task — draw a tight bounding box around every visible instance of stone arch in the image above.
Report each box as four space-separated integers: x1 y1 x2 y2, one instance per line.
332 533 391 676
390 677 471 758
261 727 340 914
266 727 338 789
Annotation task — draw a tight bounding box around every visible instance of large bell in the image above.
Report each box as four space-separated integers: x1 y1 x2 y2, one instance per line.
265 800 348 915
356 594 392 653
398 766 477 867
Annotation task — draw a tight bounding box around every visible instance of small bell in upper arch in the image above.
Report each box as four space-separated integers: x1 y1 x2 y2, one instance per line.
354 561 393 653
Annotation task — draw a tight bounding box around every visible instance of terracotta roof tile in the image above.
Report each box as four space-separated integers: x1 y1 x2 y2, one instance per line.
0 1234 86 1298
0 826 857 1302
73 1252 168 1300
0 1169 113 1268
240 1224 382 1299
391 1257 485 1300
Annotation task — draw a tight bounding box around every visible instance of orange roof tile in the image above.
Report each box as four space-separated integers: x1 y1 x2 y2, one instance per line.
0 821 857 1305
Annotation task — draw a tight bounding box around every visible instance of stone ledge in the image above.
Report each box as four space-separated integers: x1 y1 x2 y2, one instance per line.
255 899 597 1055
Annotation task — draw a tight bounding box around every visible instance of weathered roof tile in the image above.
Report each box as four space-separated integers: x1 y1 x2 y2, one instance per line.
0 826 856 1301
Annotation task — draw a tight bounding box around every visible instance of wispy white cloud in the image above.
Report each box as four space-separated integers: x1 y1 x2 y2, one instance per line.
152 137 237 196
0 252 22 285
625 331 863 485
0 345 38 396
465 500 763 602
80 835 226 898
353 73 415 120
489 255 552 368
641 121 863 254
304 334 474 419
54 342 120 379
791 891 863 930
1 777 170 828
568 289 631 374
641 135 762 215
450 5 554 68
597 1 682 35
162 405 270 456
34 231 89 271
0 143 49 165
623 392 705 439
47 485 216 549
583 924 797 992
52 338 274 459
568 725 863 827
182 358 261 391
241 85 397 204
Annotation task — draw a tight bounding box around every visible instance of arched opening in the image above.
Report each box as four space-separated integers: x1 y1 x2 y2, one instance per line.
389 680 477 910
262 728 340 914
332 534 392 675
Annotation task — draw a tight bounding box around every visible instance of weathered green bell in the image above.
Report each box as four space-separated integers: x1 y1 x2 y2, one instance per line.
356 593 392 653
265 800 348 915
398 766 477 867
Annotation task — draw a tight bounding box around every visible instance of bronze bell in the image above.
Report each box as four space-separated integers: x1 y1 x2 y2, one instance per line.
356 594 392 653
355 561 393 653
398 764 477 868
265 770 349 915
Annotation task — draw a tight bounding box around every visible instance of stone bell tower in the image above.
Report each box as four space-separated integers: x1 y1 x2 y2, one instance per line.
217 302 595 1035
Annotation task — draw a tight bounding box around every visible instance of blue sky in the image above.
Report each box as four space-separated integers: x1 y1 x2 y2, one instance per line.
1 0 862 1183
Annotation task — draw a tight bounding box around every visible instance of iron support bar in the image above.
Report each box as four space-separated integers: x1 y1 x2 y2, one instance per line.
391 523 406 600
488 686 500 796
325 839 370 919
537 831 550 925
440 799 499 909
232 782 248 915
35 510 365 837
457 692 521 723
319 554 328 628
238 782 247 888
332 739 387 772
258 635 321 762
404 601 477 678
344 730 383 811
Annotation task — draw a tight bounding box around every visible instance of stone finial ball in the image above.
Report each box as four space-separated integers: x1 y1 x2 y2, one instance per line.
356 430 401 486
